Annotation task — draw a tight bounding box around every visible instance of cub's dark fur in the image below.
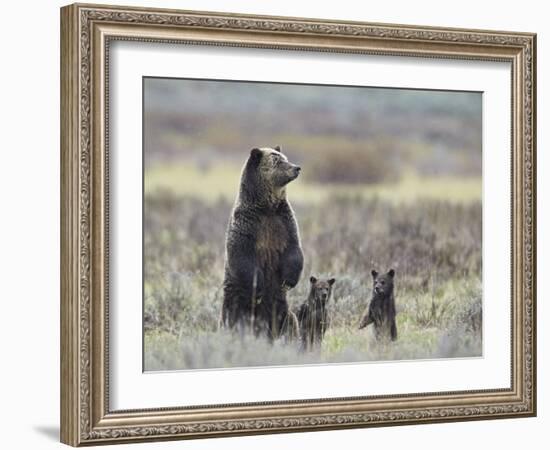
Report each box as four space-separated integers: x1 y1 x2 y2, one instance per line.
221 146 304 340
297 276 335 350
359 269 397 341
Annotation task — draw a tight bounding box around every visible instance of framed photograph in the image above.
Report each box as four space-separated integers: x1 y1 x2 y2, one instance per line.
60 3 537 446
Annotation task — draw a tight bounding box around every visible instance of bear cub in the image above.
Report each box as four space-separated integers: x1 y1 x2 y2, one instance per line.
297 276 336 351
359 269 397 341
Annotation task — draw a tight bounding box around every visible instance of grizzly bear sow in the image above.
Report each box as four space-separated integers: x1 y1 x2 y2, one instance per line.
359 269 398 341
221 146 304 340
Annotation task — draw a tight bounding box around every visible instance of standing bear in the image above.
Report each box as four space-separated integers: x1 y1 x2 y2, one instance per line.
359 269 398 341
221 146 304 340
297 276 336 351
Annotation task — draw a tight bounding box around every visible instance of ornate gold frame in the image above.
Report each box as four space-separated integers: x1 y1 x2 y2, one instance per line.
60 2 536 446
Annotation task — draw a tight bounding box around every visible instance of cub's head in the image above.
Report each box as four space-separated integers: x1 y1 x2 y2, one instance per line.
371 269 395 297
309 276 336 305
248 146 301 188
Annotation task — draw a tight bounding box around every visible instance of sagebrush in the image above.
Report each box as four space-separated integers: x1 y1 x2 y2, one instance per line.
144 193 482 370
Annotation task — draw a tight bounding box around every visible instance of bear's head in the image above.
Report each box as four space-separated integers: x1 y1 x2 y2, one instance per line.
371 269 395 297
240 146 301 205
251 145 301 186
309 276 336 305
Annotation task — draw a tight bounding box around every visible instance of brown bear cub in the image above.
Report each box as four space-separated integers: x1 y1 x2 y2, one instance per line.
359 269 397 341
297 276 336 351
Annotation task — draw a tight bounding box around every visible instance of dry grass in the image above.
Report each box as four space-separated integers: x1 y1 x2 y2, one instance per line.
144 190 482 371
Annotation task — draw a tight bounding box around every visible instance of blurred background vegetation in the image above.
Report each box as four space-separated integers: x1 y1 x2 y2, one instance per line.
143 77 482 371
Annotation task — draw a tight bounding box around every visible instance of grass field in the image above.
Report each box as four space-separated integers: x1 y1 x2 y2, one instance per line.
145 163 482 204
143 165 482 371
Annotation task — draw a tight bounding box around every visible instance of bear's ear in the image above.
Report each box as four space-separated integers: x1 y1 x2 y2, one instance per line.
310 276 317 284
274 145 281 152
249 148 263 164
371 270 378 279
328 278 336 286
388 269 395 278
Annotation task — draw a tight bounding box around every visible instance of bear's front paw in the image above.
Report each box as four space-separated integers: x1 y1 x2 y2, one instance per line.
282 273 300 289
281 265 302 289
281 248 303 287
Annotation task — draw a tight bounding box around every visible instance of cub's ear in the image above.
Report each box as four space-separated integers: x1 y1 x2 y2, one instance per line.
249 148 263 164
274 145 281 152
328 278 336 286
388 269 395 278
310 276 317 284
371 270 378 279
